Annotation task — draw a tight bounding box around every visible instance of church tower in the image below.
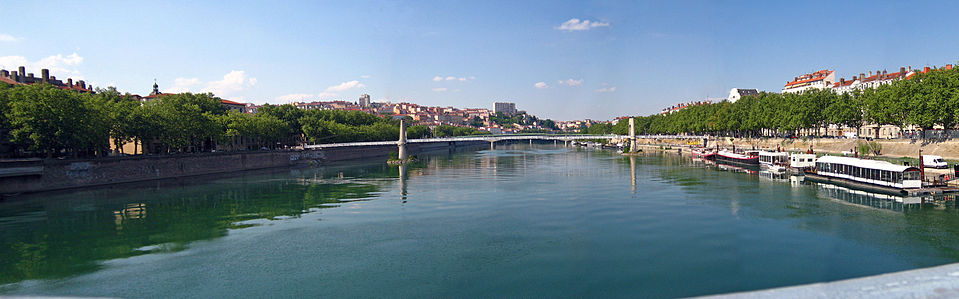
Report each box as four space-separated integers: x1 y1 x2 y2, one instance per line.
150 80 160 96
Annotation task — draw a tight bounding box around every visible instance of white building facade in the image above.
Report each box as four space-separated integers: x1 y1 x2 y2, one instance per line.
727 88 758 102
782 70 835 94
831 67 915 95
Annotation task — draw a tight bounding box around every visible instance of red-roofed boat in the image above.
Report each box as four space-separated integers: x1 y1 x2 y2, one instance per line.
716 150 760 165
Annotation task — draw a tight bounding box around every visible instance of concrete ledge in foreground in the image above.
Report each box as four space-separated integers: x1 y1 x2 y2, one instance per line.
698 263 959 299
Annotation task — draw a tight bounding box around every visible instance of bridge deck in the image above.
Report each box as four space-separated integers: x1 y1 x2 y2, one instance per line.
302 135 705 149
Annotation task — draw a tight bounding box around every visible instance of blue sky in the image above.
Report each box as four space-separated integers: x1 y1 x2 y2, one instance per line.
2 0 959 120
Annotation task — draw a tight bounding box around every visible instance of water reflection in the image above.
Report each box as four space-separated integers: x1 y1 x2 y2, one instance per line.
629 156 637 193
6 145 959 298
815 183 925 212
399 164 408 203
758 170 790 182
0 164 397 285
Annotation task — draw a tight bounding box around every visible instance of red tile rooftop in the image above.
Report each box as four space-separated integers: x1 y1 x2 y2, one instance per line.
785 70 833 87
143 93 177 99
57 85 92 92
0 76 19 85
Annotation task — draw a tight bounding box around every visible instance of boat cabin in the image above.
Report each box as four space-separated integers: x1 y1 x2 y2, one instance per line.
790 153 816 168
814 156 921 189
759 151 789 166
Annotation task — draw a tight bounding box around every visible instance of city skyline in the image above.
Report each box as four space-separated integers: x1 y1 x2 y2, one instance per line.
2 1 959 120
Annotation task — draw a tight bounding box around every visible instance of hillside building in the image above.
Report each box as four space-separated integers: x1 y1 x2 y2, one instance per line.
359 94 371 107
494 102 517 115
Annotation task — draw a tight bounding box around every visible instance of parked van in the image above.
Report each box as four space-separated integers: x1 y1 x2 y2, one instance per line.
923 155 948 169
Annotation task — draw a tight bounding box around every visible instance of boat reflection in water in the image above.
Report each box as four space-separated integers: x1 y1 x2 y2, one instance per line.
815 183 926 212
701 158 759 174
758 170 791 182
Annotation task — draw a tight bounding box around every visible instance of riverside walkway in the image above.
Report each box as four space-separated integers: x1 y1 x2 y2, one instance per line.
301 134 706 149
701 262 959 298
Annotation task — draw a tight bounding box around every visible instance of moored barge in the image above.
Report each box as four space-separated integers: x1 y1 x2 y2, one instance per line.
804 155 921 195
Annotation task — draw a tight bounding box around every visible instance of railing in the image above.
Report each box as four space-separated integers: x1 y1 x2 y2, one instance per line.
301 134 707 149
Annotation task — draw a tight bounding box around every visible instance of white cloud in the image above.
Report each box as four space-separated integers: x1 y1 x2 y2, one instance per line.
162 70 256 100
432 87 448 92
167 77 201 93
595 86 617 93
558 78 583 86
0 52 85 80
276 93 314 103
0 56 28 70
315 80 367 99
37 53 84 67
316 91 337 99
0 33 19 42
556 18 610 32
534 82 549 89
325 80 365 92
200 70 257 96
433 75 473 82
175 77 201 86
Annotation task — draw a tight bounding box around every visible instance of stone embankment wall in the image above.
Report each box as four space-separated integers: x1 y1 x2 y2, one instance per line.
638 137 959 160
0 141 481 195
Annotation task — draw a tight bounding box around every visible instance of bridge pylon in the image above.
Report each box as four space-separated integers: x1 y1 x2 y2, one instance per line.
629 117 637 152
398 120 408 159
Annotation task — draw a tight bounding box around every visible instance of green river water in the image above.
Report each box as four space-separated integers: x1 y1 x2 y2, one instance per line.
2 144 959 298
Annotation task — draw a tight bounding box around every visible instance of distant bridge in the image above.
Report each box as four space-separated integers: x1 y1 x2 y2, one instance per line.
301 134 706 150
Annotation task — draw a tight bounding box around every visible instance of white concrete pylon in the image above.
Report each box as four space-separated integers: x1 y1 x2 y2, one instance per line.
398 120 408 159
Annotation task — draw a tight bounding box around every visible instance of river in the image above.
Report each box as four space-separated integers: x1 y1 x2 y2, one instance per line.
2 144 959 298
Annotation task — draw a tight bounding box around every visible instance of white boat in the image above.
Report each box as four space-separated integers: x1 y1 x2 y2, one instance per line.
805 155 922 194
789 153 817 169
759 151 789 172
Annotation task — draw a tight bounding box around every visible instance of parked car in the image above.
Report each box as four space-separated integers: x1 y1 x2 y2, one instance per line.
922 155 948 169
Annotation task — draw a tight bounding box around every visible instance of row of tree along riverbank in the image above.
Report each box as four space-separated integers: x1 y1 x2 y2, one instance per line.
637 137 959 161
582 64 959 138
0 83 489 159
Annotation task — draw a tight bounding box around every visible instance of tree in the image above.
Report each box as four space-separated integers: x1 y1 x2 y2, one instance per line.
824 92 863 134
139 93 225 153
257 104 305 145
585 123 613 135
5 84 110 157
407 125 430 139
468 116 485 127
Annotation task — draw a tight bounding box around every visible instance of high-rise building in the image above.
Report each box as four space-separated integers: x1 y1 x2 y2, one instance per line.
359 94 371 107
494 102 516 115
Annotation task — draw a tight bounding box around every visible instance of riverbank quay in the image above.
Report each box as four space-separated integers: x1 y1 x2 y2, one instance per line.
700 262 959 298
0 141 485 196
636 137 959 161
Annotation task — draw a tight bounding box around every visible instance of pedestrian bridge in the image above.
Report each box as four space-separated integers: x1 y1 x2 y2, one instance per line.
301 134 705 149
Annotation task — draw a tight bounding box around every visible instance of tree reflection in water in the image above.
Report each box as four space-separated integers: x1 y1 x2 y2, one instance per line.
0 164 402 285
